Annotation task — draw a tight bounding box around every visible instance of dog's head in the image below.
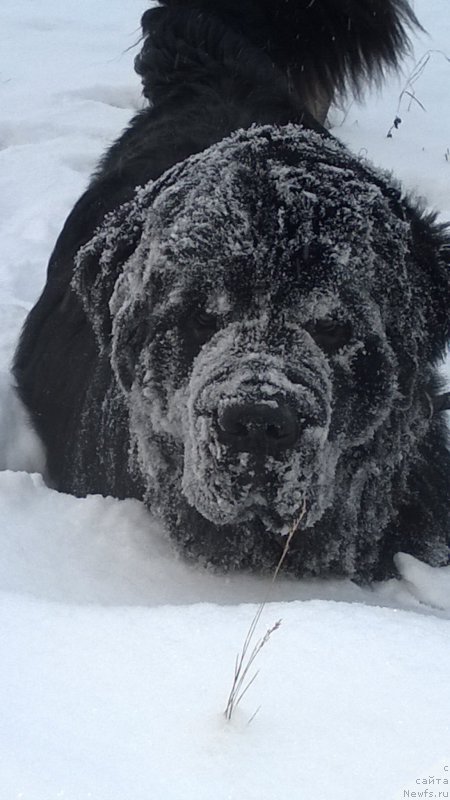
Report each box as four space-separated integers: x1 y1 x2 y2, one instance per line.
75 126 450 576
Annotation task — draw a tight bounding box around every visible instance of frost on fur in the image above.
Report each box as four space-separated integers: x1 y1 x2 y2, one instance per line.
72 125 450 581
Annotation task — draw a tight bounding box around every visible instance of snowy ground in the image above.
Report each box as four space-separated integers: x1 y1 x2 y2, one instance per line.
1 1 449 798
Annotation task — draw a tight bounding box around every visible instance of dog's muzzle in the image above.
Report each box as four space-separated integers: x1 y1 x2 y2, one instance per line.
180 325 333 529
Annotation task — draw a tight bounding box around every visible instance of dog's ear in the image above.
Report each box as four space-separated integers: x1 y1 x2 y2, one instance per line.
111 306 150 393
72 191 151 350
409 211 450 361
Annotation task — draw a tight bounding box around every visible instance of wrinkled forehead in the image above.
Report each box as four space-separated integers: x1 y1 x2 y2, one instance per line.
145 132 411 308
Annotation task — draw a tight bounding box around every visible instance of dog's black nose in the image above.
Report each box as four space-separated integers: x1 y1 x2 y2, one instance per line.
218 402 299 454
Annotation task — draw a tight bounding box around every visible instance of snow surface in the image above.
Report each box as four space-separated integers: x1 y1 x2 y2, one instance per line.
0 1 449 798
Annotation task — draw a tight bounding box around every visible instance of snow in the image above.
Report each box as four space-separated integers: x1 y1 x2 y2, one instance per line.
1 593 450 800
0 1 449 797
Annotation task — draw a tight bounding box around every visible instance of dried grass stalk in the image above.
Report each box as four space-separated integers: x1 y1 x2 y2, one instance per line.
224 501 306 721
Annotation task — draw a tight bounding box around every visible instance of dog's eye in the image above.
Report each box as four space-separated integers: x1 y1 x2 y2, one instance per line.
306 318 352 353
191 309 218 341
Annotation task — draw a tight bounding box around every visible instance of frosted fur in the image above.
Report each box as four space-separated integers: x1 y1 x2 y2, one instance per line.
72 125 450 580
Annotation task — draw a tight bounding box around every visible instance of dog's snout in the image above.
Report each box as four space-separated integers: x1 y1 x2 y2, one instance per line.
217 402 299 454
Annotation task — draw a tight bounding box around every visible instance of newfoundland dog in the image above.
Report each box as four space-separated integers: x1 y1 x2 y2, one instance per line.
13 0 450 581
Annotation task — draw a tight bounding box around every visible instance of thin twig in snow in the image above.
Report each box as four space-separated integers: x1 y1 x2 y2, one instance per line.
224 501 306 721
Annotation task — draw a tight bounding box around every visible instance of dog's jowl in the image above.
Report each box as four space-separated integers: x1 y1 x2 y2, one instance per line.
13 1 450 581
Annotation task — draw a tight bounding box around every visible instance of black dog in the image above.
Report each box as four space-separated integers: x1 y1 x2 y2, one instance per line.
14 0 450 581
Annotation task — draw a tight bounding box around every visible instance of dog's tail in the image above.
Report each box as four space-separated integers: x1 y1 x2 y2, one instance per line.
137 0 420 123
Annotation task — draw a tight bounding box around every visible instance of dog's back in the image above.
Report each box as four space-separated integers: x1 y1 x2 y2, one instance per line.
136 0 418 124
97 0 419 186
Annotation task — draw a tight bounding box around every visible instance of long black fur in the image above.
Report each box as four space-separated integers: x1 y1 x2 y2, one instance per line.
13 0 450 581
136 0 419 117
